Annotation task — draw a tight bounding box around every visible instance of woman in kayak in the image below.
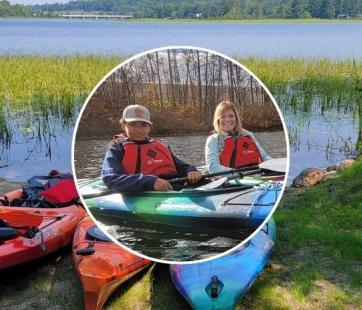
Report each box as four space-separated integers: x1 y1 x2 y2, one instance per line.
205 101 272 173
102 104 202 192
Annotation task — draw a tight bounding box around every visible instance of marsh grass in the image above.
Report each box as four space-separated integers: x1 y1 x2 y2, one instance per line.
0 55 122 107
1 56 361 137
241 57 362 114
1 56 361 108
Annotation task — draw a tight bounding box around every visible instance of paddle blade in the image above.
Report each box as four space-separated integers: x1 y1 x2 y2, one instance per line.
196 177 229 190
260 158 287 173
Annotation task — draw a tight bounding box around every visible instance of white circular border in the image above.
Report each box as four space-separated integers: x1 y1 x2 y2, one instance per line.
71 45 290 265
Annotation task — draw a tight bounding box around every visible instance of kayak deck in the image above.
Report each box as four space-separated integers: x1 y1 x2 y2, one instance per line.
73 217 151 310
0 205 86 269
169 219 276 310
83 179 282 230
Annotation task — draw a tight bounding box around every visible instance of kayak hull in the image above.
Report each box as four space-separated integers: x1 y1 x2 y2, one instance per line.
0 204 86 270
169 219 276 310
83 179 281 230
72 217 152 310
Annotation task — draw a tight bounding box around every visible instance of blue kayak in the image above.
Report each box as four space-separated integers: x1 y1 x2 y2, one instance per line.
82 179 281 230
169 219 276 309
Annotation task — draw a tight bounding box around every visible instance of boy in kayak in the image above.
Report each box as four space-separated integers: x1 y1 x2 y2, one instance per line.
102 105 202 192
205 101 271 174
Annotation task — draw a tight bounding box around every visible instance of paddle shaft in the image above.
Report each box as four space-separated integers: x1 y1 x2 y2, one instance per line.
82 158 286 199
168 164 261 185
82 168 264 199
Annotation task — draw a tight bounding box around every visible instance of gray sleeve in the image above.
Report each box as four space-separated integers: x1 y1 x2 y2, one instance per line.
205 134 233 174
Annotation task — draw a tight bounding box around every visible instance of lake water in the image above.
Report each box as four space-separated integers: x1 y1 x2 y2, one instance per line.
1 18 362 59
0 103 80 182
74 132 287 180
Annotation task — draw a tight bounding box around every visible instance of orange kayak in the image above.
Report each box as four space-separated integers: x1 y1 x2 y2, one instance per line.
0 204 86 269
72 217 152 310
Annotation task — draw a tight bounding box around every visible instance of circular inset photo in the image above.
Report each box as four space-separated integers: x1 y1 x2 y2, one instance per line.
73 46 289 263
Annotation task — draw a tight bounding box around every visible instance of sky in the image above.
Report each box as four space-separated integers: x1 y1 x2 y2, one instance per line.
10 0 69 4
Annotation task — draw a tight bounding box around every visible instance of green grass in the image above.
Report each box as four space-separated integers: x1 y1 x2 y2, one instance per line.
240 159 362 309
1 56 361 106
0 55 122 106
0 56 360 123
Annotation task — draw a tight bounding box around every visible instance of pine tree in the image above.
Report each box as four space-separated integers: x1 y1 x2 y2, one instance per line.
319 0 336 18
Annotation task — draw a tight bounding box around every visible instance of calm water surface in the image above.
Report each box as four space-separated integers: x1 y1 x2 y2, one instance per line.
1 19 361 59
0 104 80 181
98 220 253 261
74 131 287 179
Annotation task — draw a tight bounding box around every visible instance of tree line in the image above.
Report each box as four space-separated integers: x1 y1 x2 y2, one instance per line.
0 0 32 17
31 0 362 19
76 48 281 138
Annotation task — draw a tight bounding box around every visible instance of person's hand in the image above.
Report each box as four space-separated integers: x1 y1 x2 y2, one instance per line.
187 171 203 184
153 178 173 191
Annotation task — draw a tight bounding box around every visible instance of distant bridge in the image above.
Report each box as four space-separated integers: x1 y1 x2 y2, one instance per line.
61 14 133 20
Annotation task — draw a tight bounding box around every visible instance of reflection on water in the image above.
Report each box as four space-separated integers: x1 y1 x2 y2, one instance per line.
0 102 80 181
74 131 287 180
280 89 360 182
286 113 358 182
98 220 252 261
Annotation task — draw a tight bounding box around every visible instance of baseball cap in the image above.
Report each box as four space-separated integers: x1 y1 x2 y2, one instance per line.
122 105 152 125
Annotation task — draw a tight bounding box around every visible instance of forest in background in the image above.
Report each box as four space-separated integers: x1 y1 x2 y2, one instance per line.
76 49 281 138
0 0 32 16
2 0 361 19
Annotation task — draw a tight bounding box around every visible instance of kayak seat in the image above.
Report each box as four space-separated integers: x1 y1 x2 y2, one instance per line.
0 219 8 227
86 225 112 243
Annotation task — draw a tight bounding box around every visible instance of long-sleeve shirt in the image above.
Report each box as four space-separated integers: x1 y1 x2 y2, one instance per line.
101 137 197 192
205 129 272 174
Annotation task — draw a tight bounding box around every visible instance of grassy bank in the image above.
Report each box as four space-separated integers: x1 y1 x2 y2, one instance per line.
242 159 362 309
1 56 361 105
1 160 361 309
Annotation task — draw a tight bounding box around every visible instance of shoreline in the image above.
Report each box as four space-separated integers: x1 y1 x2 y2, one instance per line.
1 17 362 23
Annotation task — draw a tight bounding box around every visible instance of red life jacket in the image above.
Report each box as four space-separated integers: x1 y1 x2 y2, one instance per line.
12 171 80 208
121 140 177 177
219 135 262 168
42 179 79 204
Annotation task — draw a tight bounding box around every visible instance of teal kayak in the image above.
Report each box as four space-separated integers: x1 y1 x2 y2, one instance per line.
81 178 282 230
169 219 276 309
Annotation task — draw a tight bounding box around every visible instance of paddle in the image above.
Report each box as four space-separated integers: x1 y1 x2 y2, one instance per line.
81 157 287 199
82 165 260 199
196 168 263 190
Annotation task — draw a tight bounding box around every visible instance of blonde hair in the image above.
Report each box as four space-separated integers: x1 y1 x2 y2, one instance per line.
213 101 242 135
